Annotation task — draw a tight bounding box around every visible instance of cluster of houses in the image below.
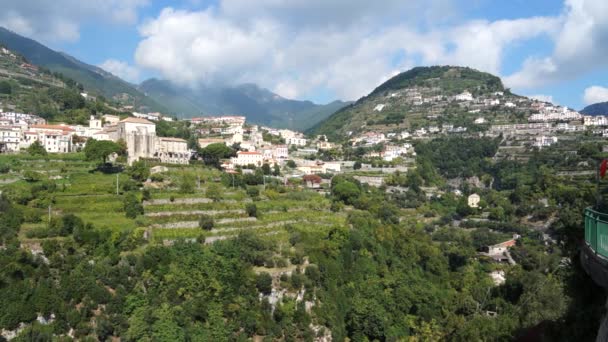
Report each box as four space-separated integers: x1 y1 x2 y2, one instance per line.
0 110 190 165
528 103 581 123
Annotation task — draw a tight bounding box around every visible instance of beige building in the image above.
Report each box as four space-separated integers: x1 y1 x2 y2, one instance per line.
0 126 21 152
117 117 157 165
155 137 190 164
468 193 480 208
233 151 263 167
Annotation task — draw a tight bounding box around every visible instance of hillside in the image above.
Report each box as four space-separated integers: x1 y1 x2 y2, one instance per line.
581 102 608 116
0 45 117 124
0 27 167 113
309 66 533 139
139 78 350 130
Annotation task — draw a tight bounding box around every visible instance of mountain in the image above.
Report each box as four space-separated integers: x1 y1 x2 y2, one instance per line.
581 102 608 116
309 66 528 139
0 44 118 124
139 78 350 130
0 27 167 113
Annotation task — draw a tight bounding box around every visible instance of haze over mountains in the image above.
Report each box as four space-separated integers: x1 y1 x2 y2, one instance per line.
138 78 350 130
0 27 349 130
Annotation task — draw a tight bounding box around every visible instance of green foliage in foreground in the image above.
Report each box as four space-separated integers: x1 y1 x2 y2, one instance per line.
83 139 123 163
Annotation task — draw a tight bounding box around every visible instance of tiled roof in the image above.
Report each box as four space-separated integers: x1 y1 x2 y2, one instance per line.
30 124 74 132
120 117 155 125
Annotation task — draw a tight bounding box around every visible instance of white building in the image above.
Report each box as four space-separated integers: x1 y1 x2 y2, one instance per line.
454 91 474 101
533 136 558 148
287 136 307 146
233 151 263 167
117 117 157 165
155 137 190 164
468 194 480 208
0 126 21 152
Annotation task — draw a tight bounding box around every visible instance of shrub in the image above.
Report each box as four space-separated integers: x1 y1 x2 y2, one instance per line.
142 189 152 202
123 193 144 219
245 203 258 218
127 160 150 182
23 170 43 182
255 272 273 295
27 141 47 156
246 186 260 198
206 184 222 202
198 215 214 230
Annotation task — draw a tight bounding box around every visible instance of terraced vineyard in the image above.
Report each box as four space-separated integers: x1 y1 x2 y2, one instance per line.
0 153 348 250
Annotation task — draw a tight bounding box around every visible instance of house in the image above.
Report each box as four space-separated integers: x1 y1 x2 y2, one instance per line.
233 151 263 167
317 141 335 150
483 237 519 256
468 193 480 208
474 117 486 124
303 174 322 189
287 136 307 146
454 91 473 101
155 137 190 164
0 126 21 152
374 104 386 112
25 125 75 153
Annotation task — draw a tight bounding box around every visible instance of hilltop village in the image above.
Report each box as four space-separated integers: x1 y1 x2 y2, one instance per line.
2 88 608 176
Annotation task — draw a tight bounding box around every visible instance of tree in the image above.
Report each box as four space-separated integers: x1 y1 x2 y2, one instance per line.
179 172 195 194
273 164 281 176
27 141 47 156
200 143 234 168
142 188 152 202
0 80 12 94
353 161 362 170
262 164 271 175
84 139 122 163
256 272 273 295
247 186 260 198
128 160 150 182
123 193 143 218
286 160 297 168
246 203 258 218
198 215 214 230
206 184 222 202
23 170 43 182
333 181 361 205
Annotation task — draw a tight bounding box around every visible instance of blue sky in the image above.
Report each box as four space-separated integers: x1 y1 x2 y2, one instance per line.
2 0 608 110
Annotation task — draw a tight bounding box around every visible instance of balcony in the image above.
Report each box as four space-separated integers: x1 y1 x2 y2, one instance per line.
582 207 608 288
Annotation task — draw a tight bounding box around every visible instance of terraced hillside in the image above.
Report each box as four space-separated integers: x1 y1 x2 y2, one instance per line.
0 154 347 250
310 66 535 139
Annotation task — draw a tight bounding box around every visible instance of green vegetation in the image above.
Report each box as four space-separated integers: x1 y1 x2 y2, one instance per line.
26 141 47 156
0 126 604 341
83 139 123 164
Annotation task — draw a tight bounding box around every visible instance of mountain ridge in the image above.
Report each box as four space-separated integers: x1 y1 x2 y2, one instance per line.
139 78 350 130
581 102 608 116
309 66 533 139
0 27 168 113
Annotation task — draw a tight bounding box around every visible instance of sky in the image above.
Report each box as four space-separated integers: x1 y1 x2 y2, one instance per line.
1 0 608 110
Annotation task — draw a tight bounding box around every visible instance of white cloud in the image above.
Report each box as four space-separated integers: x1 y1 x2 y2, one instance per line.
529 94 555 104
98 59 141 83
584 86 608 105
134 2 557 100
0 0 148 43
505 0 608 89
